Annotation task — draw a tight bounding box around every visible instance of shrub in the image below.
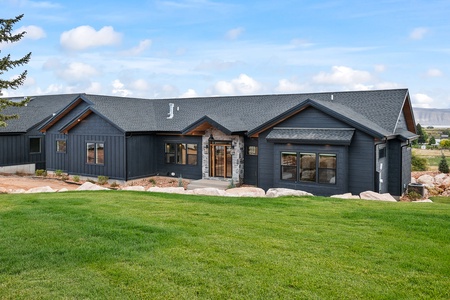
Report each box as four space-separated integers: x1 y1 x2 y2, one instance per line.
61 174 69 181
228 179 236 189
55 169 63 177
35 169 47 177
149 178 156 185
438 154 449 173
72 175 80 183
110 182 119 188
411 154 428 171
407 191 422 201
178 175 183 187
97 176 109 185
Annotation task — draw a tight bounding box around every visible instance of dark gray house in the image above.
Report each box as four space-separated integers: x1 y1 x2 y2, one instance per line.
1 89 417 196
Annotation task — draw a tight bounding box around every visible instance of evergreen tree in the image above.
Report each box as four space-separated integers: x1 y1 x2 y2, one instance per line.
439 154 449 173
429 136 436 145
0 14 31 127
416 123 428 144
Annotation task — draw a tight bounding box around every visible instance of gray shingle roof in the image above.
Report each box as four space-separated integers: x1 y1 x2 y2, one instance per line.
1 89 412 139
266 128 355 145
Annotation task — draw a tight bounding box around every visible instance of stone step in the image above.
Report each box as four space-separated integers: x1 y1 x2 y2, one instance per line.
187 179 230 190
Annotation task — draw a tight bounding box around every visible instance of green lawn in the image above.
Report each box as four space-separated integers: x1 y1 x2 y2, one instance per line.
0 192 449 299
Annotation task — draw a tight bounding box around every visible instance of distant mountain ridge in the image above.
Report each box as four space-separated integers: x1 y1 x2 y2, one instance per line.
413 108 450 127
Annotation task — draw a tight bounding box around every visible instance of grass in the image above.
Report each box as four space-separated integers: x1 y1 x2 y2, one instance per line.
0 191 449 299
412 148 450 171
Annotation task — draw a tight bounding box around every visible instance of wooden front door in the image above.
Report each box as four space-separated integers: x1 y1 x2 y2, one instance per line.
209 142 232 178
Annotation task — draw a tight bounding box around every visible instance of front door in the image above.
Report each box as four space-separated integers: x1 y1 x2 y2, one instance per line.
209 142 232 178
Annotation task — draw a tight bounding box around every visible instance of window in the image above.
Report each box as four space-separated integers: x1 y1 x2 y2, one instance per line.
165 143 197 165
318 154 336 184
379 147 386 159
300 153 316 182
87 142 104 165
29 137 41 153
281 152 337 185
281 152 297 181
247 146 258 156
56 140 66 153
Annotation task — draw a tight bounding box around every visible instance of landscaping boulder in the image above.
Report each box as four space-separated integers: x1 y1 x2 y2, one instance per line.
0 187 7 194
266 188 313 198
412 199 433 203
76 182 110 191
225 187 266 197
10 189 26 194
434 173 448 185
58 188 69 192
147 186 186 194
417 174 435 187
330 193 360 199
359 191 397 202
192 188 226 196
26 186 55 193
121 186 146 191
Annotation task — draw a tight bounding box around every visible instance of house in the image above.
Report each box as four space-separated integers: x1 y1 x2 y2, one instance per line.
0 89 417 196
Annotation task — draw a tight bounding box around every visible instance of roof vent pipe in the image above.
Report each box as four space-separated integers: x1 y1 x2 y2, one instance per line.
167 103 174 119
331 94 334 101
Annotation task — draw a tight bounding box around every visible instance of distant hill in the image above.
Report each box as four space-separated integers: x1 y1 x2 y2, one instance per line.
413 108 450 127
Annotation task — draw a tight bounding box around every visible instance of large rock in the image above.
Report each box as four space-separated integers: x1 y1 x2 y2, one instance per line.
266 188 313 198
434 173 449 185
26 186 55 193
330 193 360 199
412 199 433 203
192 188 226 196
359 191 397 202
76 182 110 191
121 186 146 191
417 174 435 187
225 187 266 197
0 187 7 194
147 186 186 194
441 176 450 188
410 177 417 184
58 188 69 192
10 189 26 194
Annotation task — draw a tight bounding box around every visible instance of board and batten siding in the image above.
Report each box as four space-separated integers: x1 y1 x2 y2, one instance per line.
279 106 351 129
243 137 258 185
126 134 156 180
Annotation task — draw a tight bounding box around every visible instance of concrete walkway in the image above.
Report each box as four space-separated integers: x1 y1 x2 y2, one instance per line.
187 179 230 190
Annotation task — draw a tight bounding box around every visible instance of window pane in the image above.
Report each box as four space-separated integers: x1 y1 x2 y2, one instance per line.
281 152 297 181
30 138 41 153
247 146 258 156
166 154 175 164
177 143 186 164
56 140 66 153
318 154 336 184
165 143 175 153
96 143 104 164
300 153 316 182
187 144 197 165
87 143 95 164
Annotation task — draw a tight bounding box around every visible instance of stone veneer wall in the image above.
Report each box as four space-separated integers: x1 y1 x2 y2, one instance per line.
202 128 244 185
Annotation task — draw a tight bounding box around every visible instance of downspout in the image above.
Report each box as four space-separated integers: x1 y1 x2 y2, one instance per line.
400 139 412 195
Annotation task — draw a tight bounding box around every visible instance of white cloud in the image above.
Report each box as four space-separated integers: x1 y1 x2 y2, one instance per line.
86 82 103 94
58 62 100 82
409 27 428 40
112 79 132 97
15 25 46 40
60 25 122 51
313 66 373 87
180 88 198 98
275 79 307 93
225 27 244 40
426 68 443 77
211 74 262 95
130 79 149 91
290 38 314 48
122 39 152 56
374 64 386 73
412 93 434 108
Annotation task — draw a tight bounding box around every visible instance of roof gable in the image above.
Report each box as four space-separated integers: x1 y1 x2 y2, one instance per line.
182 116 233 136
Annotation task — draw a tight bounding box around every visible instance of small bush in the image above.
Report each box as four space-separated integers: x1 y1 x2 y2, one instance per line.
149 178 156 185
35 169 47 177
110 182 119 188
55 169 63 177
61 174 69 181
178 175 183 187
411 154 428 171
97 176 109 185
228 179 236 189
438 154 449 173
407 191 422 201
72 175 80 183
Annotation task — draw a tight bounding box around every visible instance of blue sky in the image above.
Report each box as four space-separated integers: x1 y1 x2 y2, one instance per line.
1 0 449 108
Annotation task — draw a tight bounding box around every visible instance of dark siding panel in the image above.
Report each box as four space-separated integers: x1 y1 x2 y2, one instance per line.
278 106 350 128
388 140 411 196
376 143 389 194
126 134 156 180
70 113 122 135
0 135 27 166
257 130 274 190
347 131 375 194
243 137 258 185
155 135 202 179
45 133 68 172
402 145 412 195
68 134 125 180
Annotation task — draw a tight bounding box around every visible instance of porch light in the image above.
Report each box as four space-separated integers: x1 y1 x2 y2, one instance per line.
208 134 214 141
